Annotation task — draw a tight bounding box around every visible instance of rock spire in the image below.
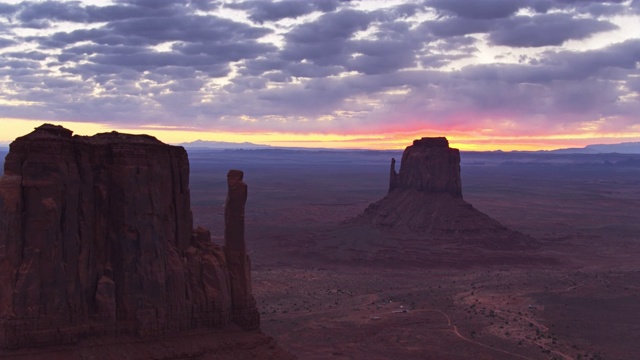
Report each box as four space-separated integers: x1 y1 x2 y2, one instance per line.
224 170 259 329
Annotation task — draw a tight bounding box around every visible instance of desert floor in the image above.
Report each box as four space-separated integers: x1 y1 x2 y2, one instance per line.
189 149 640 360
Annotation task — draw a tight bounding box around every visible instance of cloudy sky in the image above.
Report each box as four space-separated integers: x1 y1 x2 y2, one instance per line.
1 0 639 150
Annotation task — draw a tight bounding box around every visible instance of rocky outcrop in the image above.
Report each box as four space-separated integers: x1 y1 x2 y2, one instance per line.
388 137 462 197
357 137 535 249
0 124 259 349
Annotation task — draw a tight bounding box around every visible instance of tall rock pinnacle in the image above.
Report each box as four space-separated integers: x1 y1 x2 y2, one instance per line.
224 170 260 330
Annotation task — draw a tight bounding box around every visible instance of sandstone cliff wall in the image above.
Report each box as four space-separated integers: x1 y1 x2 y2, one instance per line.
0 124 258 349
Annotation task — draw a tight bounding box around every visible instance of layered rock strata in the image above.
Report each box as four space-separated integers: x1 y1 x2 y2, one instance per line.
0 124 258 349
358 137 534 249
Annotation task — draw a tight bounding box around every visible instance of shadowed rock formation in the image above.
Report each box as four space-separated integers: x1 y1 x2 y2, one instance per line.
0 124 259 349
357 137 535 249
224 170 259 329
388 137 461 197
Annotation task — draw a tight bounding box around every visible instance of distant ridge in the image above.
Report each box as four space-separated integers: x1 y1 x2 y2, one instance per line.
161 140 640 153
177 140 392 152
547 141 640 154
178 140 272 149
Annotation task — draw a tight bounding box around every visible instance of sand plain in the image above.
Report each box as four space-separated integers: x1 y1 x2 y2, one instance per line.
188 149 640 360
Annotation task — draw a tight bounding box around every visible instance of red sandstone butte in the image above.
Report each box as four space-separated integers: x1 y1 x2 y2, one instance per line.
0 124 259 349
388 137 462 197
358 137 535 249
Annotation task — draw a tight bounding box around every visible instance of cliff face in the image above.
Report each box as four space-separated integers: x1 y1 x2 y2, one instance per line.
0 124 258 349
358 137 535 249
388 137 462 197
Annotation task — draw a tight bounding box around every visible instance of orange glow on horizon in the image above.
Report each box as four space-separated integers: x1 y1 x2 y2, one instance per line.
1 118 639 152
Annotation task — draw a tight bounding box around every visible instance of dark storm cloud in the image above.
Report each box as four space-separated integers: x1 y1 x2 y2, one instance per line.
4 51 49 61
426 0 521 19
254 79 353 115
228 0 317 23
0 0 638 136
423 12 617 47
288 63 344 78
88 52 230 74
420 17 493 37
573 3 633 17
104 15 270 44
228 0 345 23
33 28 172 49
432 35 478 51
345 16 429 75
460 40 640 85
428 0 633 19
531 0 631 15
10 1 137 24
24 7 274 77
234 38 640 131
113 0 191 10
371 3 425 21
17 1 91 23
83 4 172 22
490 13 618 47
414 39 640 126
175 41 275 59
241 55 345 80
628 76 640 94
9 0 221 25
281 9 373 66
0 3 17 15
0 0 280 127
61 43 143 57
285 9 373 45
0 58 41 70
277 4 429 72
0 37 15 48
346 38 422 74
420 44 475 67
421 53 471 68
240 56 285 76
542 39 640 77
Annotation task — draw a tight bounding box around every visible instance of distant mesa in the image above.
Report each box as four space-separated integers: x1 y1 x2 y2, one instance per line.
356 137 535 249
549 141 640 154
180 139 272 150
0 124 259 350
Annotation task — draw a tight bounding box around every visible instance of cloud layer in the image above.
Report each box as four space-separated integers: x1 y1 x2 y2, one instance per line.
0 0 639 145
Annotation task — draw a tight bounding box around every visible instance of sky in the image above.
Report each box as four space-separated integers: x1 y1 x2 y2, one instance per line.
0 0 639 150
